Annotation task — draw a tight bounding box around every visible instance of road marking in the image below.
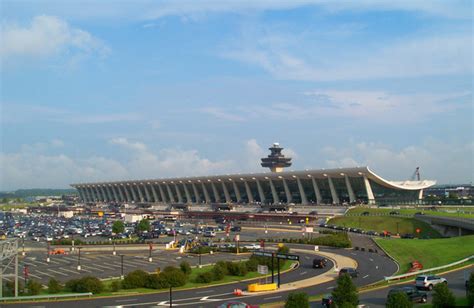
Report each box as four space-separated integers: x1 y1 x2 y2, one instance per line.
363 274 369 279
23 262 37 267
369 258 373 262
300 271 307 275
196 290 215 294
327 286 334 290
35 270 55 278
264 296 282 301
46 268 69 276
305 256 310 260
376 265 379 270
351 253 357 256
157 301 168 306
61 268 82 275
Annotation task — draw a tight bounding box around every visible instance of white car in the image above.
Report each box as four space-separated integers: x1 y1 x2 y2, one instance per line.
244 243 261 250
415 275 447 290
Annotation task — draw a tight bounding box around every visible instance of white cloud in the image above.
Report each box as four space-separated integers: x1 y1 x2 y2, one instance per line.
0 15 109 61
200 107 246 122
322 140 474 184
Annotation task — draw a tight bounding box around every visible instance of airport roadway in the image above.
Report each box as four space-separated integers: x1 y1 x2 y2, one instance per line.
4 245 397 308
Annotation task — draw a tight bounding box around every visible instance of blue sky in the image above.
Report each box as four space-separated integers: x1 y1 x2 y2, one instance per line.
0 0 472 190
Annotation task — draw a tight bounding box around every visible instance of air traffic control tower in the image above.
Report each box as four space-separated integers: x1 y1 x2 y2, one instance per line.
261 143 292 173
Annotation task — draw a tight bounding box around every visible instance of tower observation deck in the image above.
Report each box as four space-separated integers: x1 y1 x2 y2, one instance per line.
261 143 292 173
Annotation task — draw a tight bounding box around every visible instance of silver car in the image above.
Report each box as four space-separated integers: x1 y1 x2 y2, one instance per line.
415 275 447 290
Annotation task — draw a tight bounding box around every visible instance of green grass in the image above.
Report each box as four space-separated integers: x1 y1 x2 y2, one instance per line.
419 296 470 307
375 235 474 273
328 216 441 238
346 207 474 219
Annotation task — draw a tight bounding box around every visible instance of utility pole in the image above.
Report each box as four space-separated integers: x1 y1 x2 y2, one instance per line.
77 247 82 271
46 241 50 263
169 286 173 307
120 255 124 279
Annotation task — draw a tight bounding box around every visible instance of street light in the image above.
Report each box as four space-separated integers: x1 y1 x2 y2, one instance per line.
148 243 153 262
46 241 50 263
77 247 82 271
169 286 173 308
120 255 124 279
22 237 25 256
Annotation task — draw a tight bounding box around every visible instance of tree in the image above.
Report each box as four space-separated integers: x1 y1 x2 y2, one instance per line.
137 219 150 232
332 274 358 307
179 261 192 276
285 292 309 308
26 280 43 295
122 270 149 289
112 220 125 234
468 272 474 306
432 283 455 308
48 278 62 294
386 291 412 308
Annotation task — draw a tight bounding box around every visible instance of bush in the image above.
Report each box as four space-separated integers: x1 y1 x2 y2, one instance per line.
226 262 248 276
386 291 412 308
195 271 214 283
332 274 358 307
122 270 150 289
159 266 187 287
26 280 43 295
47 278 62 294
212 265 226 281
2 281 24 297
432 283 455 308
110 280 121 292
145 274 165 289
66 276 104 294
245 257 259 272
179 261 192 276
285 292 309 308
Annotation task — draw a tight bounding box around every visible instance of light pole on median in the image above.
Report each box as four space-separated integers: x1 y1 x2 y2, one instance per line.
120 254 124 279
46 241 50 263
77 247 82 271
22 237 25 256
148 243 153 262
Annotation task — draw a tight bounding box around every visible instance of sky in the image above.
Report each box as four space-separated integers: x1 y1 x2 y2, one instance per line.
0 0 472 190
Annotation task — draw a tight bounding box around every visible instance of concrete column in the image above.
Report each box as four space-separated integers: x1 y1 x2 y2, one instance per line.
183 183 192 204
123 184 132 202
232 181 241 203
101 185 110 202
269 179 280 204
107 185 116 202
211 182 221 203
129 184 138 202
93 186 102 202
86 186 94 201
77 188 85 202
363 175 375 204
282 179 292 203
296 177 308 205
174 184 183 203
143 183 152 202
255 179 265 203
244 181 254 203
150 184 159 203
311 178 322 205
328 176 340 205
110 184 121 202
418 189 423 201
191 183 201 203
165 184 175 203
98 185 107 202
157 184 167 202
201 182 211 204
344 175 356 203
136 184 145 202
221 182 231 203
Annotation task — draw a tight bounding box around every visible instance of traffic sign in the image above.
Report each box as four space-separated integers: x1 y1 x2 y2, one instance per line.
253 251 274 258
257 265 268 275
276 253 299 261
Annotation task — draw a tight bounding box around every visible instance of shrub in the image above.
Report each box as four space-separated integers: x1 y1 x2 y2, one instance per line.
110 280 121 292
227 262 248 276
386 291 412 308
2 281 24 297
195 271 214 283
66 276 104 294
432 283 455 308
159 267 187 287
332 274 358 307
285 292 309 308
179 261 192 276
212 265 226 281
145 274 165 289
245 257 259 272
26 280 43 295
47 278 62 294
122 270 149 289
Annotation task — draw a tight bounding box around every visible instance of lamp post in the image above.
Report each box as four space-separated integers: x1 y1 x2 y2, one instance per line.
77 247 82 271
169 286 173 307
148 243 153 262
46 241 50 263
113 240 116 256
120 255 124 279
22 237 25 256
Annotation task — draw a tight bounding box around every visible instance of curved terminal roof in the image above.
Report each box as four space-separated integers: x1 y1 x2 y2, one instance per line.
71 166 436 190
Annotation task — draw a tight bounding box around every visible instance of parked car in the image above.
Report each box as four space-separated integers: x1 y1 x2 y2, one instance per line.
230 226 241 232
203 231 216 237
312 258 327 268
243 243 261 250
415 275 447 290
339 267 358 278
321 294 334 307
217 301 258 308
387 286 427 303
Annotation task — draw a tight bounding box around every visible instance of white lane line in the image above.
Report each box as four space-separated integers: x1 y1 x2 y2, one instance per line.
59 268 80 275
376 265 379 270
95 263 118 270
46 268 69 276
196 290 214 294
264 296 282 301
305 256 310 260
35 270 55 278
369 258 374 262
363 274 369 279
23 262 37 267
300 271 307 275
351 253 357 256
327 286 334 290
47 259 62 265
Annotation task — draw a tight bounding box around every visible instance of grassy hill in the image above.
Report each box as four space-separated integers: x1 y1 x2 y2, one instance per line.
346 207 474 219
375 235 474 273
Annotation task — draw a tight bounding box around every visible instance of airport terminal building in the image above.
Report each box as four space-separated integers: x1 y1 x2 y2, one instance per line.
71 166 435 206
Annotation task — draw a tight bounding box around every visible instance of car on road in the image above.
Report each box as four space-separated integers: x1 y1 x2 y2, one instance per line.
415 275 447 290
230 226 241 232
321 294 334 307
203 231 216 237
243 243 261 250
339 267 358 278
312 257 327 268
387 286 427 303
217 301 258 308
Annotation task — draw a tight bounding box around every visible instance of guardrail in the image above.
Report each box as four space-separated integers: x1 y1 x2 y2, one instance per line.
0 292 93 302
384 255 474 281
